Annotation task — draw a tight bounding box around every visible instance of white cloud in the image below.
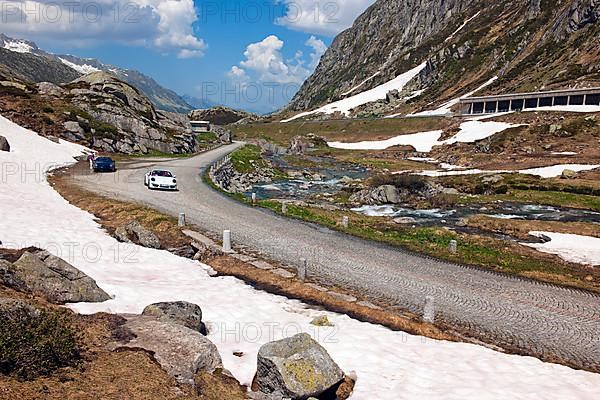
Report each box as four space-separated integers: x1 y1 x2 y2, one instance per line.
238 35 307 84
0 0 206 57
223 34 329 113
305 35 326 69
276 0 375 36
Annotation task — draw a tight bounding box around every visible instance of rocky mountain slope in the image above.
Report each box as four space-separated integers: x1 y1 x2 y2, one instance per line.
189 106 260 125
287 0 600 116
0 34 193 113
0 70 198 154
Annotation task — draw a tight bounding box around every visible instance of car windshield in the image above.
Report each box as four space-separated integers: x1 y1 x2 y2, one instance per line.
151 170 173 177
96 157 112 162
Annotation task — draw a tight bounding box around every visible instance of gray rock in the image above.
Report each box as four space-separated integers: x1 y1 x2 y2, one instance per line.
0 297 40 320
36 82 65 97
0 135 10 152
561 169 577 179
255 333 345 399
142 301 207 335
393 217 418 224
5 251 110 304
121 220 161 248
349 185 401 205
114 316 222 386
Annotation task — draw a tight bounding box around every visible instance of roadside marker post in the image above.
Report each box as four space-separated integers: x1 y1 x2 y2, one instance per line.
298 258 307 281
251 192 257 205
223 230 232 253
423 296 435 323
342 216 349 229
281 203 287 214
178 213 186 227
449 240 457 254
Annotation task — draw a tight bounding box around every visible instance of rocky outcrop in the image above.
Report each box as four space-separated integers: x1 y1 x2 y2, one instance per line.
142 301 208 335
114 220 161 249
66 72 197 154
211 124 233 143
189 106 259 125
349 185 402 205
0 251 110 304
113 316 222 386
211 161 275 194
254 333 345 399
0 135 9 151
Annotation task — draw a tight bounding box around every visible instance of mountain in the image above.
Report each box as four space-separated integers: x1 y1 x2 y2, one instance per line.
287 0 600 117
0 34 193 113
181 94 219 110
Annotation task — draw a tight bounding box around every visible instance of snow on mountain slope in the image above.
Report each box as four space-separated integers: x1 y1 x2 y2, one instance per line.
58 57 101 74
282 62 427 122
2 115 600 399
3 40 34 54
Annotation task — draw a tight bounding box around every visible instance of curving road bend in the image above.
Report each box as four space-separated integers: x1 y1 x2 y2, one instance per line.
72 143 600 372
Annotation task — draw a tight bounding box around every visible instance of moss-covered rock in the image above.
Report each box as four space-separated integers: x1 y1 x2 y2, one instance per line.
255 333 344 399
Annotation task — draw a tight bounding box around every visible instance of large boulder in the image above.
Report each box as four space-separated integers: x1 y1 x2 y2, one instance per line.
2 251 110 304
349 185 401 205
116 220 161 249
0 135 9 152
255 333 345 399
142 301 207 335
114 316 222 386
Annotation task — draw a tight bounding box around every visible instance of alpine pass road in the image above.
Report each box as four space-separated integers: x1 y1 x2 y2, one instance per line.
72 143 600 372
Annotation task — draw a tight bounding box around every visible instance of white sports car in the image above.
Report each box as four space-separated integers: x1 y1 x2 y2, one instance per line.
144 169 178 190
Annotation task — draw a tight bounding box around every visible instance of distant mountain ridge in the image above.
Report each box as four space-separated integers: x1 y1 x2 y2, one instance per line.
0 33 195 113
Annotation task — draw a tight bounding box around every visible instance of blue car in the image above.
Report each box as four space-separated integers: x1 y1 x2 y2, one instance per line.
92 156 116 172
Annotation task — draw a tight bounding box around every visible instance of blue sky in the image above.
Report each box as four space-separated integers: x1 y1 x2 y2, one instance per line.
0 0 374 113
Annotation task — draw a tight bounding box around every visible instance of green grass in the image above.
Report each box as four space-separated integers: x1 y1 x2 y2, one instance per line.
197 132 218 142
230 144 269 173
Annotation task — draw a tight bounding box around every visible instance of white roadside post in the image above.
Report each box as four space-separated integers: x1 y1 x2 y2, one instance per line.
423 296 435 323
298 258 307 281
449 240 457 254
251 192 257 205
342 216 349 229
222 230 232 253
178 213 186 227
281 203 287 214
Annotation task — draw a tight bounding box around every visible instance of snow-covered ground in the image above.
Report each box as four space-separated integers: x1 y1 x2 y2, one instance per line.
445 11 482 43
328 130 443 152
524 232 600 266
2 114 600 398
417 164 599 178
58 57 101 74
282 63 427 122
328 117 518 152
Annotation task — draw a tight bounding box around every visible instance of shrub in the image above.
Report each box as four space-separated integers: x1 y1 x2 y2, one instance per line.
0 304 80 380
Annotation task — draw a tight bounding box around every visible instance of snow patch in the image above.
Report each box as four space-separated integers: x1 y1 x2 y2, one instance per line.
282 62 427 122
59 57 101 74
3 114 600 398
415 164 599 178
445 11 481 42
524 232 600 266
3 40 33 54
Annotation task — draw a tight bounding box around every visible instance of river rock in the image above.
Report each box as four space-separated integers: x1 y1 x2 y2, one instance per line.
114 316 222 386
142 301 207 335
4 251 110 304
288 136 312 155
349 185 401 205
393 217 418 224
0 135 9 152
255 333 345 399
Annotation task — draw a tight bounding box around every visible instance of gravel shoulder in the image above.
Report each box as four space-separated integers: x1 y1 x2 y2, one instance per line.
70 144 600 373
